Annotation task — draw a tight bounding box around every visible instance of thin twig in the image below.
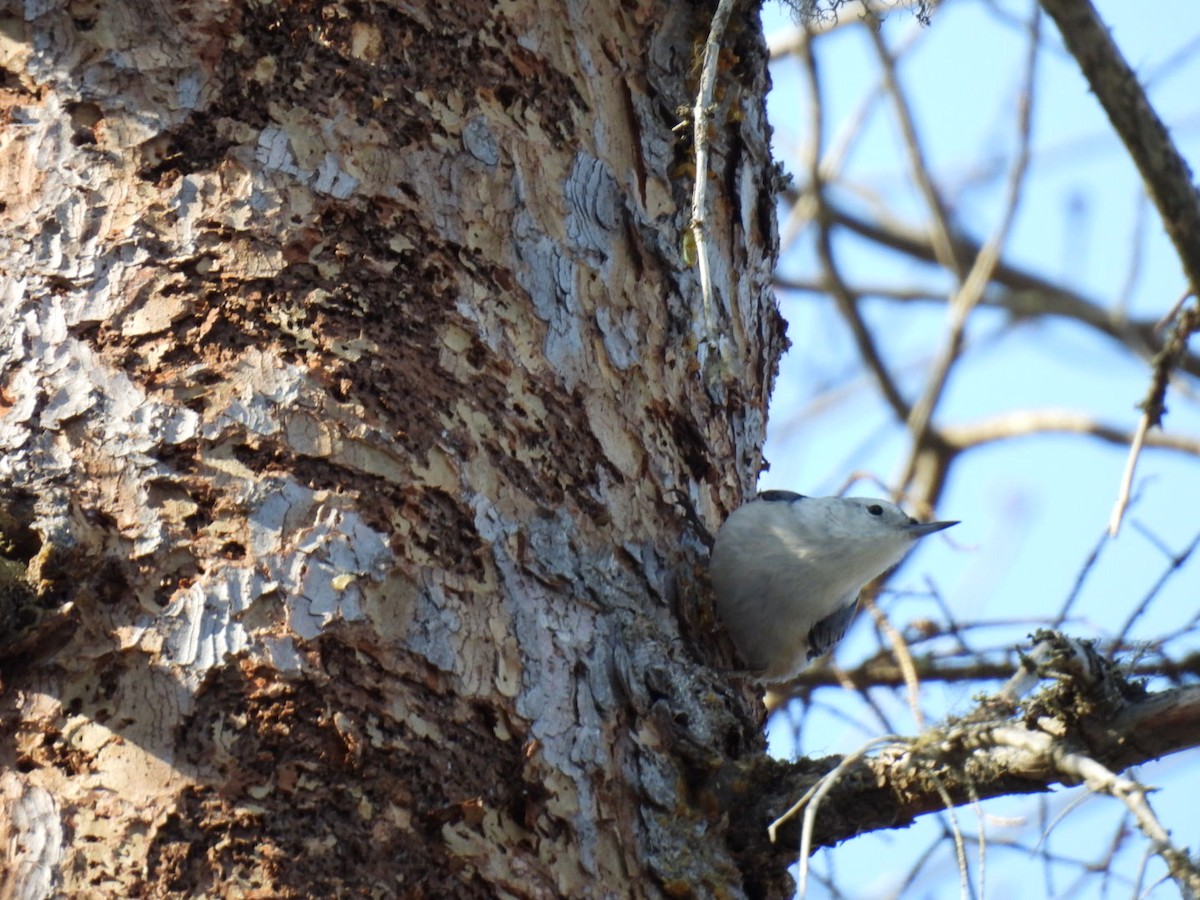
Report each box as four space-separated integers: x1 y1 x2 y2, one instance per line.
797 32 912 422
862 12 960 278
1157 287 1195 332
690 0 737 355
941 409 1200 457
969 780 986 900
768 735 908 897
1033 789 1094 852
1108 413 1152 537
799 204 1200 377
1057 524 1110 627
864 594 926 729
982 725 1200 897
899 2 1041 490
1110 298 1200 535
1112 528 1200 651
766 0 925 52
785 643 1200 690
927 772 972 900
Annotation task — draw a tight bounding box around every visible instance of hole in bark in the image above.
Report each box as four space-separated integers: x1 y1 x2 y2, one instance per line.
0 492 41 563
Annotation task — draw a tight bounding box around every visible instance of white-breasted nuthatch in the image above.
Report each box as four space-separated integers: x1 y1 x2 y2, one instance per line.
709 490 957 682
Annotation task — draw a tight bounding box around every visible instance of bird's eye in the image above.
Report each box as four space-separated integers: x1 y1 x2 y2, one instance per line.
867 504 883 516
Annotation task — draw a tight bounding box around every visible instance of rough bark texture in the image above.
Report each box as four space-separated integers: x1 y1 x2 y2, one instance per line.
0 0 785 897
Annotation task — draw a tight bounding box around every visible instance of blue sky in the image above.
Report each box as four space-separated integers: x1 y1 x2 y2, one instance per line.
757 0 1200 894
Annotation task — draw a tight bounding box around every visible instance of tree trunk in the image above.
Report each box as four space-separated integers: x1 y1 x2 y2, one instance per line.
0 0 784 896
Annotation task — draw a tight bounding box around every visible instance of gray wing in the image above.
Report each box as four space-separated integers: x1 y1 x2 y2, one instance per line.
806 594 859 660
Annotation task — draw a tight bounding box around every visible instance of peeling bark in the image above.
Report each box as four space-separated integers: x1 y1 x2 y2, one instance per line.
0 0 785 897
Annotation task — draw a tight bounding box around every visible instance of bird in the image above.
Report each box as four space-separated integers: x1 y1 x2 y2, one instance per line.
709 490 957 682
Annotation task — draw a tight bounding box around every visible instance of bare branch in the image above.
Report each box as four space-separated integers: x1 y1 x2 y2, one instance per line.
725 635 1200 872
1112 528 1200 651
768 735 905 894
898 2 1040 495
798 27 913 422
1039 0 1200 296
940 408 1200 456
780 24 928 252
784 646 1200 691
767 0 930 53
1108 412 1153 537
1110 298 1200 534
809 204 1200 377
863 13 961 278
982 725 1200 897
862 594 926 729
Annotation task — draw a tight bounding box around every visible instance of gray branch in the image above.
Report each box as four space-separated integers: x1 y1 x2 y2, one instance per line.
1040 0 1200 296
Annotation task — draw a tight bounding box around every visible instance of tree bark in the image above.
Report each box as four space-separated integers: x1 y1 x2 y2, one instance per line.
0 0 786 896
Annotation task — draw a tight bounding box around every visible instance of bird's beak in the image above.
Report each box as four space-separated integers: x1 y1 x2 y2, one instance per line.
907 520 958 538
